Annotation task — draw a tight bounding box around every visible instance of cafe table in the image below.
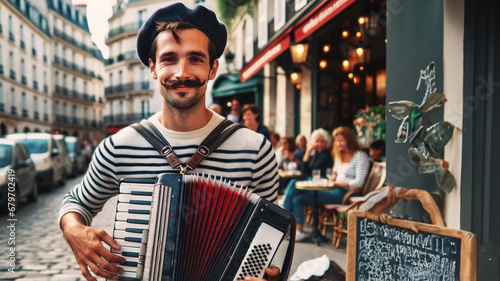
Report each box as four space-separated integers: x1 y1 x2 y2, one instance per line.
295 179 337 245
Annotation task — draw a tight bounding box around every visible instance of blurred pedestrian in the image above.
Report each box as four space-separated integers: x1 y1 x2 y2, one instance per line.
209 103 222 115
293 134 307 166
242 103 270 140
226 98 240 123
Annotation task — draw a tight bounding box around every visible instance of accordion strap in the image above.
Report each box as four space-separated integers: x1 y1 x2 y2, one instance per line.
131 119 244 174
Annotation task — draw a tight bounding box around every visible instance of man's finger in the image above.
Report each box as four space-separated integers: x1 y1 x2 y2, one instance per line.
96 251 125 275
76 260 97 281
87 260 120 280
95 229 121 250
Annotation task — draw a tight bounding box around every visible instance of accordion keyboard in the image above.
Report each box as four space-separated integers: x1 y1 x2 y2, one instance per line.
111 181 154 280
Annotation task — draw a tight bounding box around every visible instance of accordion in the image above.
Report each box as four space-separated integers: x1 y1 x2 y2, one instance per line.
109 173 295 281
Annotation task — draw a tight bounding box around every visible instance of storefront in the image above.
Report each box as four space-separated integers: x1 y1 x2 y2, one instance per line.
240 0 386 140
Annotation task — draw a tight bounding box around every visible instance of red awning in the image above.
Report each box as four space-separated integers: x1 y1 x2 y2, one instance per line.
240 36 290 83
294 0 356 43
240 0 356 82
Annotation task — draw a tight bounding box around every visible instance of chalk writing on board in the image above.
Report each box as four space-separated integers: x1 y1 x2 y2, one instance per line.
356 217 461 280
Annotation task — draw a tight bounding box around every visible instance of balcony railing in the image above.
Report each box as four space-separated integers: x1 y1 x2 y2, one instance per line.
44 85 49 93
104 113 149 124
105 81 150 95
0 65 3 75
9 31 15 42
10 70 16 80
11 106 17 115
20 40 26 50
107 22 142 39
34 111 39 120
32 48 37 57
22 109 28 118
33 81 39 90
0 103 4 112
53 28 94 55
44 113 49 122
73 117 79 125
21 76 27 85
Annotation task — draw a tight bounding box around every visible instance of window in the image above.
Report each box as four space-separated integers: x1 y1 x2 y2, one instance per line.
10 88 16 115
244 17 254 63
34 96 38 119
258 0 268 48
44 99 48 121
8 16 14 41
33 65 38 89
56 100 61 121
138 10 147 27
295 0 307 11
43 71 48 93
22 92 27 117
9 52 15 80
43 43 47 62
274 0 286 30
73 105 78 124
31 33 36 56
21 59 26 85
141 100 150 118
20 25 25 49
0 83 3 112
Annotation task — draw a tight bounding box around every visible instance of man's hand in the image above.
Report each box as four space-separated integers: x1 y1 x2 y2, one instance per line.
243 267 280 281
62 213 126 281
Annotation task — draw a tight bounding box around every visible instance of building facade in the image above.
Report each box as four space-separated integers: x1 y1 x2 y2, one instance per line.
0 0 105 141
0 0 52 135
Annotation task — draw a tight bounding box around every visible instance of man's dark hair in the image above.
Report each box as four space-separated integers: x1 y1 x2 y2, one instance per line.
149 21 217 68
370 139 385 150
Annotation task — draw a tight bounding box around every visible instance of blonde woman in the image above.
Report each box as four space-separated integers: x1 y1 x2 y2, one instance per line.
329 126 370 191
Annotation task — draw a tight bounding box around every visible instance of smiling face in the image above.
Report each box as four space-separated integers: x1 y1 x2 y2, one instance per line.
334 134 348 152
314 135 327 154
149 28 219 112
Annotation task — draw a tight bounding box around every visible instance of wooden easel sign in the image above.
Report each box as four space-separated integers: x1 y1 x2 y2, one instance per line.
346 210 477 280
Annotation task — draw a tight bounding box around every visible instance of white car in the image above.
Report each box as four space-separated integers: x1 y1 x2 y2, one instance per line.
6 133 65 190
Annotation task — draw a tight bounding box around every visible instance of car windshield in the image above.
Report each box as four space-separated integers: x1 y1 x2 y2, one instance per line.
19 139 49 154
0 144 12 167
66 140 76 154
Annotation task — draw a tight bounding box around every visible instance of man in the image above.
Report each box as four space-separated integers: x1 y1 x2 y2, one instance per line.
226 98 241 123
59 3 279 281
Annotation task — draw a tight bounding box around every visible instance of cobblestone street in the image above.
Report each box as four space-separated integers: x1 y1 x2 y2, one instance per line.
0 175 116 281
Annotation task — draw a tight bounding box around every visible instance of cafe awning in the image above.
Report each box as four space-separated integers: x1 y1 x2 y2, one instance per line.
240 0 356 83
211 73 263 98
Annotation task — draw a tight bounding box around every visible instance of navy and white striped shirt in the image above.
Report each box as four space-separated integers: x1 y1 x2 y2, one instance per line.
334 150 370 189
59 113 279 226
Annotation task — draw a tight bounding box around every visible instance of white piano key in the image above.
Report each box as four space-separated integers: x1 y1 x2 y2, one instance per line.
120 182 154 195
114 229 142 240
118 194 152 205
114 238 143 248
114 223 148 236
112 246 141 257
115 212 150 224
117 202 151 214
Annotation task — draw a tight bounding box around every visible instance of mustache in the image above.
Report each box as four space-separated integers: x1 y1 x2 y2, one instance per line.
160 79 206 88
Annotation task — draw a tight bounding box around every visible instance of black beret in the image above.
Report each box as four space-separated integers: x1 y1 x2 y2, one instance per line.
136 2 227 66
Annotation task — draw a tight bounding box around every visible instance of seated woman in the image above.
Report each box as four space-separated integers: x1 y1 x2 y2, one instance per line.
282 128 334 240
276 136 297 171
293 134 307 167
328 126 370 198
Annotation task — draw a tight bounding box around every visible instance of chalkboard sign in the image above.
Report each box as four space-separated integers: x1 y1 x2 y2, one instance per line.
346 211 476 281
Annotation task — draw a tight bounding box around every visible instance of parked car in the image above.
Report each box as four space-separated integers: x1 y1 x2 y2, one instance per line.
53 135 74 178
64 136 86 176
0 139 38 211
6 133 65 190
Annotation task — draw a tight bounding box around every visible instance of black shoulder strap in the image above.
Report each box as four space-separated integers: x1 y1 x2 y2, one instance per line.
131 119 244 174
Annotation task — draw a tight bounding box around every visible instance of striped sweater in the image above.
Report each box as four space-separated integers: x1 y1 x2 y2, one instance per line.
59 112 279 226
334 150 370 189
